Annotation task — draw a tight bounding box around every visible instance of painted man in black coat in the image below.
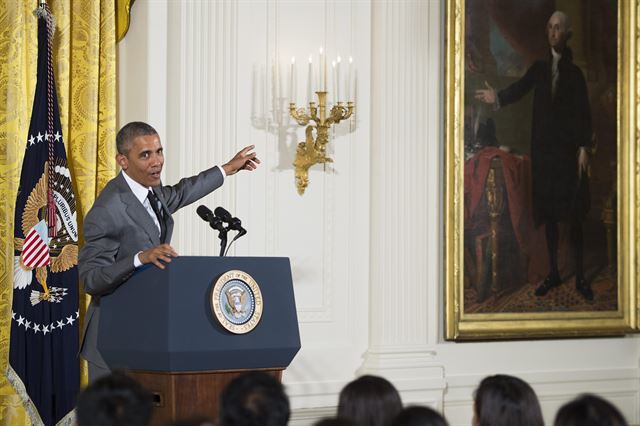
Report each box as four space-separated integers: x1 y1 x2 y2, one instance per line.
475 11 593 300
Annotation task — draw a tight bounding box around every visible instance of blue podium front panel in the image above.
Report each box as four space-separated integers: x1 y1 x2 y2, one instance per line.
98 257 300 372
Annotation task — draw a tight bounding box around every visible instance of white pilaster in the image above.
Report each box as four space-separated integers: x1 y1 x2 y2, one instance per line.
163 1 238 255
363 0 445 408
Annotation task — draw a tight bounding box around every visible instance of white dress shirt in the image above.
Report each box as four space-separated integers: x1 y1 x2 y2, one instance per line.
122 170 161 234
121 171 160 267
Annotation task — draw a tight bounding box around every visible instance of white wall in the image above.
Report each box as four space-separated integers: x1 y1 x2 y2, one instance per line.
118 1 640 425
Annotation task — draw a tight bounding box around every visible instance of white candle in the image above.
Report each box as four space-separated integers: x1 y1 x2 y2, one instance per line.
347 56 353 101
319 47 324 92
290 57 296 103
332 60 337 105
336 56 342 102
354 69 358 108
307 55 313 104
324 52 328 92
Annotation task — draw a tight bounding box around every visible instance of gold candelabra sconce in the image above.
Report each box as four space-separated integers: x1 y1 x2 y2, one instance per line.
289 91 354 195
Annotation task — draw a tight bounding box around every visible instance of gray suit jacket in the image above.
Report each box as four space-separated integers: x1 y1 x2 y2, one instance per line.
78 166 224 367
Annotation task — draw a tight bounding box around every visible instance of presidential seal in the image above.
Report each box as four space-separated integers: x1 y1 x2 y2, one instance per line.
211 270 263 334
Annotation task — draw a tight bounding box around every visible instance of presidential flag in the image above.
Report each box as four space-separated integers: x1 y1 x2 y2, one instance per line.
9 4 80 426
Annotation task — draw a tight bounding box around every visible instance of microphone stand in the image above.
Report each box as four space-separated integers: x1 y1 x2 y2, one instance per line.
218 228 228 257
213 208 246 256
196 205 230 257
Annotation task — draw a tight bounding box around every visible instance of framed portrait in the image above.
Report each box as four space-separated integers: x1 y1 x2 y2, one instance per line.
444 0 639 340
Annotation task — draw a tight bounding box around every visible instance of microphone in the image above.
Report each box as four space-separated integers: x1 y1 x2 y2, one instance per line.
215 206 246 237
197 205 228 257
229 217 247 238
196 205 225 232
214 206 233 223
215 206 248 256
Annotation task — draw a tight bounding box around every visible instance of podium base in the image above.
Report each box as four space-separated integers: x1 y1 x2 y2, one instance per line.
129 368 284 426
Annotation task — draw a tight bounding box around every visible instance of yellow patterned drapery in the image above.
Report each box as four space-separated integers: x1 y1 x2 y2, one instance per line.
0 1 117 424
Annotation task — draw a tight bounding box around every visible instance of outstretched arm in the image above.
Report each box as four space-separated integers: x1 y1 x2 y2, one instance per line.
222 145 261 176
157 145 261 214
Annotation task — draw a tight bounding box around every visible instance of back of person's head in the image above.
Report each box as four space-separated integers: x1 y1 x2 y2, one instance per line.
75 371 153 426
218 371 289 426
337 375 403 426
473 374 543 426
554 394 628 426
117 121 158 154
391 406 448 426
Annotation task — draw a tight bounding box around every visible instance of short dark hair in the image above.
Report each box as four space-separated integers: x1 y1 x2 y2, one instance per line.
218 371 290 426
75 371 153 426
116 121 158 155
391 406 449 426
337 375 403 426
473 374 543 426
554 394 628 426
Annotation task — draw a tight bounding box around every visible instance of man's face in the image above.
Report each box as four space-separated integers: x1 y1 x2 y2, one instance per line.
547 13 567 51
117 133 164 187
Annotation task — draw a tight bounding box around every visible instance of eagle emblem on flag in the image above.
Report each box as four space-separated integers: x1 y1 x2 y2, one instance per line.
14 160 78 305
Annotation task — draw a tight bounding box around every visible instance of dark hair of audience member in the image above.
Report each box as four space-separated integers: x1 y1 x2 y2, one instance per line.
75 371 153 426
473 374 543 426
218 371 290 426
314 417 356 426
391 406 449 426
337 375 403 426
554 394 628 426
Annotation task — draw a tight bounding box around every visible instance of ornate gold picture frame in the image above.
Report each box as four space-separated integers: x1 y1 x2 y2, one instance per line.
445 0 639 340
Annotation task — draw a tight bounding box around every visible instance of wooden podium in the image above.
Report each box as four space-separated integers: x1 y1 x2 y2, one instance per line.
129 369 282 424
98 257 300 425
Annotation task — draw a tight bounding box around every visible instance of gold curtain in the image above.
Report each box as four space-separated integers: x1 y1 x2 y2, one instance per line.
0 0 119 423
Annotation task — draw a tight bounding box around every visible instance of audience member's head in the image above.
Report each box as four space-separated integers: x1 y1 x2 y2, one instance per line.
218 371 290 426
554 394 628 426
75 371 153 426
337 375 403 426
392 406 449 426
472 374 543 426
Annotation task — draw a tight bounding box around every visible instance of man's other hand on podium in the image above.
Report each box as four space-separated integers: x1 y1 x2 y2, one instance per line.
139 244 178 269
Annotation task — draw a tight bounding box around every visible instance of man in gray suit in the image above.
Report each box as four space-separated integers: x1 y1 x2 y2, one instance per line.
78 121 259 381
